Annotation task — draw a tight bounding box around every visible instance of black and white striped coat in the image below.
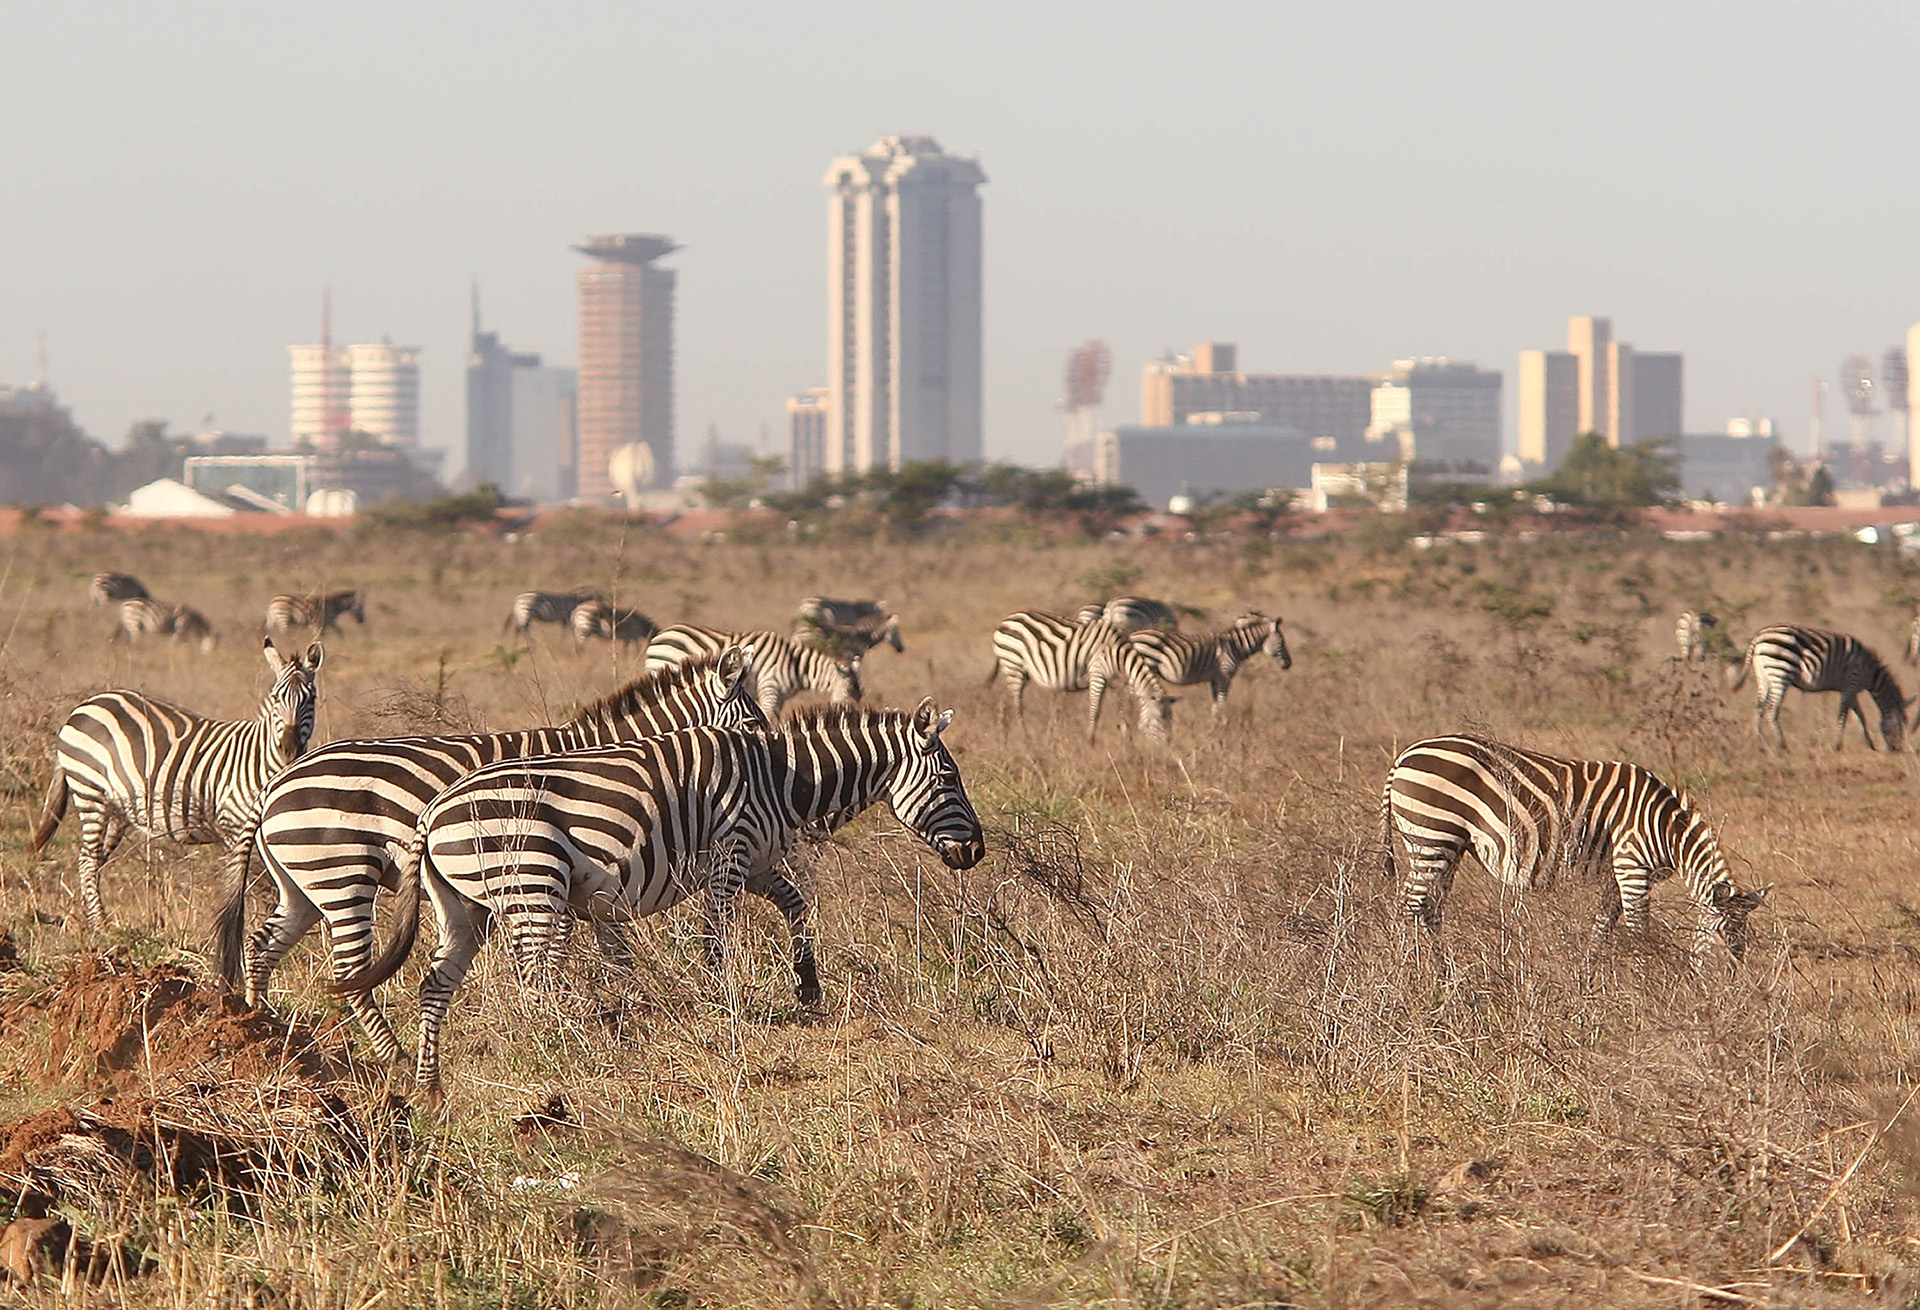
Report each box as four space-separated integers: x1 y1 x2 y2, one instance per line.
90 572 149 605
506 590 602 635
1074 596 1178 632
217 650 764 1063
1104 612 1289 743
266 590 366 635
987 610 1127 737
342 702 985 1094
114 598 216 653
647 624 862 719
1381 733 1768 962
1675 611 1719 662
569 599 658 649
34 639 323 927
791 597 904 659
1729 624 1910 750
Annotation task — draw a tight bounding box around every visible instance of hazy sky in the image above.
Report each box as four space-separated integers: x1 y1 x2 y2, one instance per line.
3 1 1916 470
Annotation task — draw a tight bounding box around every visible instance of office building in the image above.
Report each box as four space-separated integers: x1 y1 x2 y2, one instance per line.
1517 316 1685 469
289 345 350 447
1367 358 1502 478
1141 344 1373 447
1677 419 1782 504
825 135 985 474
466 300 577 502
345 342 420 449
1909 324 1920 482
1094 419 1315 511
575 233 678 500
787 388 829 489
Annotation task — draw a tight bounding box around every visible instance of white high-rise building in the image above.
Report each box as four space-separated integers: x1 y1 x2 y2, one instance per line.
289 344 349 447
824 135 985 474
1367 358 1502 473
346 342 421 449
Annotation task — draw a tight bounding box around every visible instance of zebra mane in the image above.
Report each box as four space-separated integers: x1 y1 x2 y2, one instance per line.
779 703 914 733
564 655 733 725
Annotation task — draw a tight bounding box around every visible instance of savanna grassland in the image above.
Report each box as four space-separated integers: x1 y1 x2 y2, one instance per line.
4 515 1920 1307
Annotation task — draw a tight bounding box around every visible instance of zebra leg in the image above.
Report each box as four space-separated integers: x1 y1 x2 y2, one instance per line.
1211 677 1231 722
1583 879 1624 983
243 863 326 1007
1835 692 1861 751
414 883 490 1101
1086 668 1108 741
1400 844 1460 929
74 806 126 930
1762 693 1788 750
747 865 819 1004
1614 863 1653 943
322 892 408 1066
703 844 752 1004
1002 670 1028 723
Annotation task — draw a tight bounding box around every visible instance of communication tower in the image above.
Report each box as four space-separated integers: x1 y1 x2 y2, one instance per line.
1060 340 1112 479
1841 354 1877 447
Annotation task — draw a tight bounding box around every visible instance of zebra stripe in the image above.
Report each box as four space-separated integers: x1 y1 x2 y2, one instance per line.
791 597 904 658
987 610 1127 737
346 701 985 1095
1675 611 1718 662
646 624 862 718
90 572 149 605
219 649 764 1063
1381 733 1768 962
1074 596 1178 632
34 639 323 927
266 590 366 635
569 600 658 649
114 598 216 653
506 590 602 635
1729 624 1910 750
1108 612 1289 742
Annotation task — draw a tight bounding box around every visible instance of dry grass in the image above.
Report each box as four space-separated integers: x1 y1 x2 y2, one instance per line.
2 520 1920 1305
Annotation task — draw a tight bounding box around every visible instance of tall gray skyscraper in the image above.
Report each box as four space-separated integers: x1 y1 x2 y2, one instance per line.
1518 316 1684 470
824 135 985 474
466 292 577 502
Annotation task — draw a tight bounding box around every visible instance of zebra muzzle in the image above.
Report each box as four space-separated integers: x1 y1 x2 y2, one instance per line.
938 835 986 869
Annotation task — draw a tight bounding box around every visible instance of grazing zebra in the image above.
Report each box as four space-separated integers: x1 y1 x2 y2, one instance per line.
33 639 323 927
339 701 985 1094
569 600 658 650
505 590 602 636
791 597 904 659
795 596 889 631
646 625 862 719
266 590 366 636
1380 733 1768 963
1074 596 1179 633
89 572 149 605
114 598 216 653
1106 612 1290 743
1729 624 1911 751
217 650 765 1063
1675 611 1719 662
986 610 1128 735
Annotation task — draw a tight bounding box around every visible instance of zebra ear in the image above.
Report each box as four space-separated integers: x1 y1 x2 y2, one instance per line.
305 642 325 672
716 644 751 687
262 637 287 673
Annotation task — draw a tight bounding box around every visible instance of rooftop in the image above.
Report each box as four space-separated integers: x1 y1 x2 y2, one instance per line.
573 233 681 266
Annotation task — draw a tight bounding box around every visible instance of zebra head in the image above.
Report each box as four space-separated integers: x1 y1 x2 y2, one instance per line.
260 638 324 761
824 652 864 704
884 699 986 869
1703 883 1770 961
878 613 905 653
710 645 769 731
1238 612 1291 669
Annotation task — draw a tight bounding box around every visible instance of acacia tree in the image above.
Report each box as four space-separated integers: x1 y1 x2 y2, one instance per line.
1546 432 1680 508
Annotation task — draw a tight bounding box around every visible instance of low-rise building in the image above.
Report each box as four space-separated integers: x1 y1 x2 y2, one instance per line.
1095 419 1314 510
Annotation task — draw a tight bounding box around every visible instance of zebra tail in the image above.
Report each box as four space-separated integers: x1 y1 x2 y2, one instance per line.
212 817 262 986
29 771 66 854
1378 780 1397 882
328 830 424 996
1726 649 1752 692
982 661 1001 687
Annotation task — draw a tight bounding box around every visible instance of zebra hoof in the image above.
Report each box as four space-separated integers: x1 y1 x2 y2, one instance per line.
796 971 822 1006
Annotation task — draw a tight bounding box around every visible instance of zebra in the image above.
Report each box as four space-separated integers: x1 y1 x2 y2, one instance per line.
791 597 904 659
33 638 323 928
1906 613 1920 667
89 572 149 605
113 598 216 653
1729 624 1911 751
1105 612 1290 743
266 590 366 636
1380 733 1769 964
1675 611 1719 662
1074 596 1179 632
216 649 766 1064
505 590 603 636
569 600 658 650
646 624 861 719
986 610 1128 737
336 700 985 1095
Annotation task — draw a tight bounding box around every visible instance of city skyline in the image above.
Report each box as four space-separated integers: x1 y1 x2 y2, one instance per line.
2 3 1915 472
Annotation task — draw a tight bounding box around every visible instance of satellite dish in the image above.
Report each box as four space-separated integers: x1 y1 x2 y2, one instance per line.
608 442 654 500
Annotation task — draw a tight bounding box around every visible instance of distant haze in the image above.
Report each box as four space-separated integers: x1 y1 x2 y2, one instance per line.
2 1 1915 468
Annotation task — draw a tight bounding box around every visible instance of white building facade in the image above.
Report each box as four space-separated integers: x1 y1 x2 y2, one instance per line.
290 341 420 450
825 135 984 474
1367 358 1502 475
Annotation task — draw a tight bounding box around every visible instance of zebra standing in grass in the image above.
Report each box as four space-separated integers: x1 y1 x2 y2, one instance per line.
505 590 602 636
986 610 1128 736
217 650 764 1062
90 572 149 606
1675 611 1719 662
569 600 658 650
1075 596 1179 632
34 639 322 927
266 590 366 636
114 598 216 653
646 625 862 719
1380 733 1769 963
1729 624 1911 751
1105 612 1290 743
336 701 985 1094
792 597 904 659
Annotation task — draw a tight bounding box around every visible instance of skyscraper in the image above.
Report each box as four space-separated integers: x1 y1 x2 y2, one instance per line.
575 233 678 500
288 344 349 448
787 387 829 489
346 342 421 449
1367 359 1503 471
1517 316 1684 469
1516 350 1579 468
825 135 985 474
